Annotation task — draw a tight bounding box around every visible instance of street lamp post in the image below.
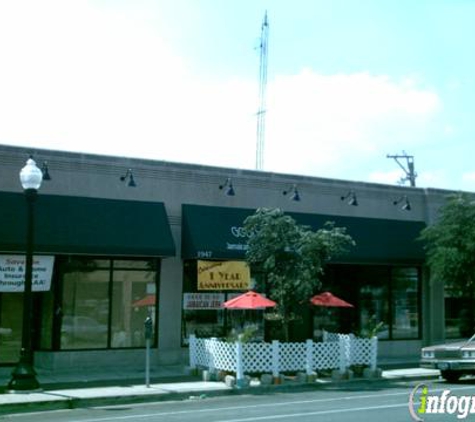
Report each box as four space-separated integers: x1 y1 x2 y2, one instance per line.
7 158 43 392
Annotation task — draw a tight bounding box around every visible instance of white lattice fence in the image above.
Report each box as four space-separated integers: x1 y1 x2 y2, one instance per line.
313 342 340 370
279 342 307 372
341 335 352 365
191 337 236 372
242 342 272 372
192 338 209 368
189 334 378 381
207 339 236 371
323 332 378 370
350 337 377 369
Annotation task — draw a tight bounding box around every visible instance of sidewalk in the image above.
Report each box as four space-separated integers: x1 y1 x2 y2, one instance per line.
0 364 441 415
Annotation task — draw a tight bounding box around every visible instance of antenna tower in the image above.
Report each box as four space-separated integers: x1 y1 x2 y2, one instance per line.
256 11 269 170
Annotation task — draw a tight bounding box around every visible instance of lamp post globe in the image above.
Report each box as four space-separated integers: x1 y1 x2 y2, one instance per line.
20 158 43 191
7 158 43 392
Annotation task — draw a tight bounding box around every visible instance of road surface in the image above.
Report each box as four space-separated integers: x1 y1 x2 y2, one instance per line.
3 378 475 421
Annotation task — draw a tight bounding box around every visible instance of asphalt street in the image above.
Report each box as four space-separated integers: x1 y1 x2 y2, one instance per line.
4 379 475 422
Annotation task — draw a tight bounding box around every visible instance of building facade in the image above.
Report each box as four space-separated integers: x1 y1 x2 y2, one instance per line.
0 144 452 370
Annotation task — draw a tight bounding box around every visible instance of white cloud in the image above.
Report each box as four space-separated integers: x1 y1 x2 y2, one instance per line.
368 170 406 186
463 172 475 183
444 125 455 135
0 1 442 185
265 71 441 177
0 1 259 168
461 173 475 192
417 171 449 188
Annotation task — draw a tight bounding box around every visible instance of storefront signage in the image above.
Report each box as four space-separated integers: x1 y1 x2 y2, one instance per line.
230 226 254 238
197 260 251 290
226 226 252 253
183 293 225 310
0 255 54 292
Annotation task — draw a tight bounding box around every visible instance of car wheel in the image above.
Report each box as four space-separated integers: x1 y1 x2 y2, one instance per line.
441 370 462 383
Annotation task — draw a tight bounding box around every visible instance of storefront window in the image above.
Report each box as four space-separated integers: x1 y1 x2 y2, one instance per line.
59 257 158 350
39 286 54 350
112 270 156 347
113 260 150 269
182 261 421 343
61 266 109 349
181 292 265 344
357 267 390 339
181 260 264 345
391 268 419 339
321 264 420 340
182 307 225 343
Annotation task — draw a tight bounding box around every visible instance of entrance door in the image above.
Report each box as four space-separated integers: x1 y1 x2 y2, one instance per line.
0 293 23 364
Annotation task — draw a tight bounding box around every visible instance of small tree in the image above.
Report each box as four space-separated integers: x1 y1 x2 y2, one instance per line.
420 193 475 292
243 208 355 341
420 193 475 334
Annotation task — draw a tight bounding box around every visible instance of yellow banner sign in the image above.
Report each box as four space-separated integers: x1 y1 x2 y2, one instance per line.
197 260 251 291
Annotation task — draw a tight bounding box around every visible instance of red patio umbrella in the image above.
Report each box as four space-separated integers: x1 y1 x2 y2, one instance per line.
132 294 156 307
310 292 354 308
222 291 277 309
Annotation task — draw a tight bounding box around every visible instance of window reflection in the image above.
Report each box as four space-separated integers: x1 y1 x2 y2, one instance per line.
112 270 155 348
113 260 153 270
320 265 420 341
59 258 157 350
183 309 225 344
391 268 419 339
61 268 109 349
358 267 390 339
180 263 266 345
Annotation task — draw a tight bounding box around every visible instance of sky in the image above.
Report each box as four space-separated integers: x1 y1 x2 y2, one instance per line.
0 0 474 191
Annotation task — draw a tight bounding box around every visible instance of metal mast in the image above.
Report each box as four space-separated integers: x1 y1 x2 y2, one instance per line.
256 11 269 170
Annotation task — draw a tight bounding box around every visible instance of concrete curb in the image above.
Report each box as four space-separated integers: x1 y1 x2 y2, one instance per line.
0 388 234 415
0 372 442 415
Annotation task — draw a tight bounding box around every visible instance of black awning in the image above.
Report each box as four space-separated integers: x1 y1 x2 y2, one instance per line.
181 204 426 263
0 192 175 257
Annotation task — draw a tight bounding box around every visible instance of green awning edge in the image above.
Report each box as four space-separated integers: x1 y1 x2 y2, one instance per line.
0 192 176 257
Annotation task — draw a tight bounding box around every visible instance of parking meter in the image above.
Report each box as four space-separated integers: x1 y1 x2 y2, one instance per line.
144 316 153 387
144 316 153 340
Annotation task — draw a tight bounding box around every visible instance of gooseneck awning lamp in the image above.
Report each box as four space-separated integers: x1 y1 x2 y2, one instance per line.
219 178 235 196
120 169 136 187
393 195 411 211
341 190 358 206
41 162 51 181
283 184 300 202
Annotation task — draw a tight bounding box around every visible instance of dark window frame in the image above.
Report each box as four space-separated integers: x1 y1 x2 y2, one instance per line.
49 255 160 351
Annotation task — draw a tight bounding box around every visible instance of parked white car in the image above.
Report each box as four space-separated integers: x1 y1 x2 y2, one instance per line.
420 334 475 382
61 315 107 341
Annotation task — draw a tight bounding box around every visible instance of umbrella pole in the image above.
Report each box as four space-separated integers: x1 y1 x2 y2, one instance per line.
224 307 228 337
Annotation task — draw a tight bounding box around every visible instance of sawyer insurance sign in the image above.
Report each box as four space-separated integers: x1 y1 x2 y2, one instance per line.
0 255 54 292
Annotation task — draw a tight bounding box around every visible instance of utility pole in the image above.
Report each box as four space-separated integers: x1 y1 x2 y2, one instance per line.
256 11 269 171
387 152 417 187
